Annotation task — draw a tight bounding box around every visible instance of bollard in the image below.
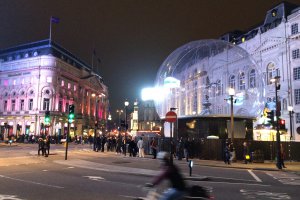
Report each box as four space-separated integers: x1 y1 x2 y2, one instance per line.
188 160 193 176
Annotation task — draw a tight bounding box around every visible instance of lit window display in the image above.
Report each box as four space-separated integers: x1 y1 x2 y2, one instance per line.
154 39 266 119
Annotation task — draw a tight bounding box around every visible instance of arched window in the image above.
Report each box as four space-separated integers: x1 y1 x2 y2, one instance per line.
229 75 235 89
239 72 245 90
249 69 256 88
216 80 222 96
267 63 279 85
282 98 287 111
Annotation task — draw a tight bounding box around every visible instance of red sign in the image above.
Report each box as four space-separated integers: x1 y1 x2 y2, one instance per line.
165 111 177 123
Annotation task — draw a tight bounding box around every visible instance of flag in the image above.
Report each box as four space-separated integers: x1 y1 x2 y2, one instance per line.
51 16 60 24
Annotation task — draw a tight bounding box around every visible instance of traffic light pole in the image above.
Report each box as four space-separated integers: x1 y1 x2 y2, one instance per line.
275 79 282 169
65 121 70 160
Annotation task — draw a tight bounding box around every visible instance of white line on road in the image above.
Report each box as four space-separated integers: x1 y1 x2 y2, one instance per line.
0 174 64 189
189 180 269 187
248 170 262 182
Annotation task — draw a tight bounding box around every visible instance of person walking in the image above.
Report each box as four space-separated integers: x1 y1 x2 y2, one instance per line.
137 137 144 158
150 138 158 159
183 138 190 162
224 142 231 165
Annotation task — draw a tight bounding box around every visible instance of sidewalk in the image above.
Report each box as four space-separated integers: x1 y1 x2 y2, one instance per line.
193 159 300 174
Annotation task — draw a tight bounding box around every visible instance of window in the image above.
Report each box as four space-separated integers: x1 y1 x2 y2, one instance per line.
296 113 300 124
61 80 64 87
68 83 71 89
239 72 245 90
267 63 279 84
20 99 25 111
216 80 222 96
65 103 69 113
295 89 300 105
292 49 300 59
4 100 7 111
12 100 16 111
294 67 300 80
29 99 33 110
229 75 235 89
43 98 50 110
291 23 298 35
58 100 63 112
249 69 256 88
74 85 77 91
46 77 52 83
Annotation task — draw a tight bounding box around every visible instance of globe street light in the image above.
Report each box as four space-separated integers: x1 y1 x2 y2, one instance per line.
288 106 294 141
271 76 282 169
124 100 129 156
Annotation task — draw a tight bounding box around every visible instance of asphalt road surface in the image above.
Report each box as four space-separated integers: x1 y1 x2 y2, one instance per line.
0 143 299 200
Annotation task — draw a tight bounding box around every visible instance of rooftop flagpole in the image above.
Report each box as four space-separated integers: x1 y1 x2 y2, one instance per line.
49 16 60 44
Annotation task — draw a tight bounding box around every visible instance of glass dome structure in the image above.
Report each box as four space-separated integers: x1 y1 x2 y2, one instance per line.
154 39 265 119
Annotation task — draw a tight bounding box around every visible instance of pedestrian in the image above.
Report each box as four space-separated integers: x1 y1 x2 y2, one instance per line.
150 138 157 159
224 143 231 165
137 137 144 158
128 138 137 157
183 138 190 162
243 141 249 164
37 138 45 156
96 135 101 152
177 138 183 160
280 143 287 168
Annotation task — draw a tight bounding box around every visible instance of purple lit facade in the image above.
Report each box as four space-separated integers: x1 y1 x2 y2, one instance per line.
0 40 109 141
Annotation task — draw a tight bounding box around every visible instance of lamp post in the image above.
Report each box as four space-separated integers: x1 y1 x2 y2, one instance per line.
271 76 282 169
288 106 294 141
124 100 129 156
288 106 294 161
228 88 235 152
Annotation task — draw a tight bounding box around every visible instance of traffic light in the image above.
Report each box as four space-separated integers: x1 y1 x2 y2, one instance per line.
68 105 75 123
279 119 286 130
45 111 51 125
266 110 275 126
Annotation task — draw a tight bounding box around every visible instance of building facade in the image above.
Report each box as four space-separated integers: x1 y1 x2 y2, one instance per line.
154 2 300 141
220 2 300 141
0 40 109 141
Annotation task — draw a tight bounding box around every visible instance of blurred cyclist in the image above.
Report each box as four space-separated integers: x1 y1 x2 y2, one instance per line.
146 151 186 200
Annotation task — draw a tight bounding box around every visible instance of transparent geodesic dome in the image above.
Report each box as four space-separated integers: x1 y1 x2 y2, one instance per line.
154 39 266 119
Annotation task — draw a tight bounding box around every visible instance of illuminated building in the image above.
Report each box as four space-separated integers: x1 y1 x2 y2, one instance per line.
154 2 300 141
0 40 109 141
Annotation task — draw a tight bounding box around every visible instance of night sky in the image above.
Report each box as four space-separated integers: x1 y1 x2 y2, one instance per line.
1 0 299 119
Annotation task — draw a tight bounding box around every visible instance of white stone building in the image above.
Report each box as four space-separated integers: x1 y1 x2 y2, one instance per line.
0 40 109 141
220 2 300 141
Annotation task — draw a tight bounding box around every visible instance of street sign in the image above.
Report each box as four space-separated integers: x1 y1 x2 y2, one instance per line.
165 111 177 123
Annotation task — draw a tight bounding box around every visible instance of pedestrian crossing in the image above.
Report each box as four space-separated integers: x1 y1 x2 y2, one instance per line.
266 171 300 185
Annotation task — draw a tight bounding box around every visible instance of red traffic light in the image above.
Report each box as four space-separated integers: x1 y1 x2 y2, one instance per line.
279 119 285 125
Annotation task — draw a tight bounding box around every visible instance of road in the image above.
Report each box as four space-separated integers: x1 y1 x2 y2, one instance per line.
0 143 299 200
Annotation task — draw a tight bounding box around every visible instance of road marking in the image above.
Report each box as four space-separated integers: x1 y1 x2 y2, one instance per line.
240 189 290 199
0 194 25 200
67 167 74 169
42 170 48 171
248 170 262 182
0 174 64 189
189 180 270 187
83 176 105 181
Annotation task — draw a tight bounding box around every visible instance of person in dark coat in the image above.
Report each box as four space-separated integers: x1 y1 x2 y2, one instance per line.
150 138 157 159
224 143 231 165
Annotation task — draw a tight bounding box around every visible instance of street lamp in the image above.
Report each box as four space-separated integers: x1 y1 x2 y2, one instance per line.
228 88 235 160
124 100 129 156
288 106 294 141
271 76 282 169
